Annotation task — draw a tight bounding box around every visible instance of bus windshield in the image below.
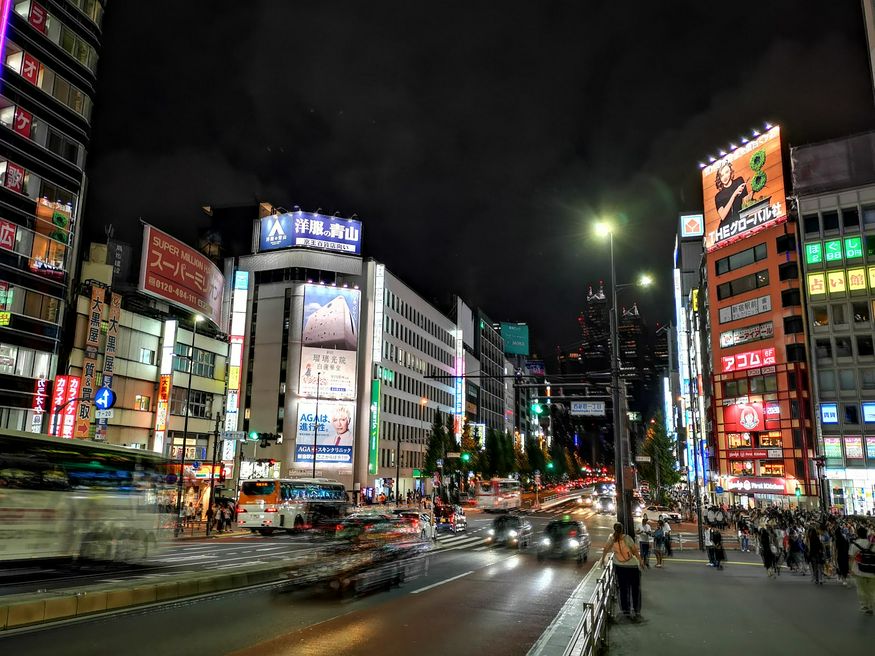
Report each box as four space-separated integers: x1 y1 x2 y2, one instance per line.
241 481 276 497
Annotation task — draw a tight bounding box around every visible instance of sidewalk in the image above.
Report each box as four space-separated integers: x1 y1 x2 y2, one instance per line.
609 550 872 655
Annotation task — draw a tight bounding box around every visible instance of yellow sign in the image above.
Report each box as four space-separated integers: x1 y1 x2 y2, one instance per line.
869 266 875 290
848 268 867 291
827 270 846 294
692 289 699 311
807 272 826 296
228 365 240 390
0 312 9 326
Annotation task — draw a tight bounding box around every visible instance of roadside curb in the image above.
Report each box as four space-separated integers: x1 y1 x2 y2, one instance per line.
0 552 317 632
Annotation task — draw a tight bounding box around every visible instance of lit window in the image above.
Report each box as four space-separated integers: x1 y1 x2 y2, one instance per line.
134 394 151 411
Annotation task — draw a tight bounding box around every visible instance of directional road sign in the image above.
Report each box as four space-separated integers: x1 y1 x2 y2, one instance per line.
221 431 247 441
94 387 116 411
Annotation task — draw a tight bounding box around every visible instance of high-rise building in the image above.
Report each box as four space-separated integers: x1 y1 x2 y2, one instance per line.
793 130 875 514
578 283 610 373
0 1 104 426
700 125 815 508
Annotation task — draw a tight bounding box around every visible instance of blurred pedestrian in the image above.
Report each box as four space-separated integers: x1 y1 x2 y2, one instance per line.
663 519 673 557
834 523 851 587
712 528 725 570
600 522 645 622
850 525 875 614
636 516 652 568
653 520 666 568
806 525 825 585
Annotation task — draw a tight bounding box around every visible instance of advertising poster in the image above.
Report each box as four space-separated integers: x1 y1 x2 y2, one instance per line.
294 400 355 464
299 285 360 399
50 374 80 438
94 292 121 442
721 347 776 373
500 323 529 355
138 224 225 327
75 286 105 438
844 436 864 460
702 126 787 252
823 437 842 458
259 211 362 255
724 403 764 432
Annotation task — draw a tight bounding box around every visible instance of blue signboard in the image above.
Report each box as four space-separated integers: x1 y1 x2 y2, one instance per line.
259 211 362 255
820 403 839 424
500 323 530 356
94 387 116 410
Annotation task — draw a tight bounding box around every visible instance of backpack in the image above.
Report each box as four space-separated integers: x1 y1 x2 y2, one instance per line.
854 540 875 574
613 536 633 563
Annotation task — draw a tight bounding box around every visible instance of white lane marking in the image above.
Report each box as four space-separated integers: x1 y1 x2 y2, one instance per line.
473 546 490 551
442 538 488 552
410 570 474 594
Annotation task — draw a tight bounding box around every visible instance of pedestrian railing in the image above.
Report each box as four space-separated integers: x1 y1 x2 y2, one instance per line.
674 532 743 551
564 559 616 656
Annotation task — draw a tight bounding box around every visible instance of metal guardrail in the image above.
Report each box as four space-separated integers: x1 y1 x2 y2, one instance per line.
564 559 616 656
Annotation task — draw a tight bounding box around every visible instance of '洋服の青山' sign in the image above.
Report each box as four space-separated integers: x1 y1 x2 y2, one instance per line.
138 224 224 327
259 211 362 255
702 126 787 252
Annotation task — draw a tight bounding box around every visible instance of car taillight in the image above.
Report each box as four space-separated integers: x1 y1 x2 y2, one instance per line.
266 507 277 513
237 507 247 513
569 530 578 537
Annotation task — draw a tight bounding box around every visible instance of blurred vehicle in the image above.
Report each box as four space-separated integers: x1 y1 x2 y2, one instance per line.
392 509 435 540
537 518 590 564
486 514 533 549
632 497 646 517
476 477 521 512
595 495 616 515
334 514 415 543
237 478 349 535
646 505 681 523
577 493 594 507
0 430 173 563
434 504 467 534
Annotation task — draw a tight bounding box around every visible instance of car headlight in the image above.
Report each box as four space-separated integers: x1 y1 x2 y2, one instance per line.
541 537 551 546
568 539 580 548
488 529 495 536
508 530 518 538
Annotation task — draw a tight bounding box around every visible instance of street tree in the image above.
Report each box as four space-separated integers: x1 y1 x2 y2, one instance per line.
638 412 680 504
424 409 447 475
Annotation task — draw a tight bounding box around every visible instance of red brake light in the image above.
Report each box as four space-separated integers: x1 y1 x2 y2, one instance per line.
266 507 277 513
569 530 578 537
336 524 343 532
237 507 246 513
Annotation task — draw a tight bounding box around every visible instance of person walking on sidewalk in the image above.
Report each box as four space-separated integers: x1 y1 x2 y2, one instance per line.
600 522 645 622
806 525 825 585
711 528 726 570
663 519 673 557
636 516 653 568
652 520 667 568
849 525 875 614
759 526 778 577
834 522 851 587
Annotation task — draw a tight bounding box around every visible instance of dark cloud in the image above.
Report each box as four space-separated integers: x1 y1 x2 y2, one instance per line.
86 1 875 356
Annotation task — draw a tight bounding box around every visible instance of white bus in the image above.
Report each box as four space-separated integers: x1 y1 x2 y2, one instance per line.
0 429 174 563
476 478 521 512
237 477 349 534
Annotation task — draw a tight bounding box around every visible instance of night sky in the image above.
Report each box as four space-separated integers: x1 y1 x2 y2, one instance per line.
85 1 875 358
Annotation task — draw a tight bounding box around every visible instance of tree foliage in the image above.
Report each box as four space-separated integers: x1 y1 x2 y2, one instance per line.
638 412 680 503
424 409 448 475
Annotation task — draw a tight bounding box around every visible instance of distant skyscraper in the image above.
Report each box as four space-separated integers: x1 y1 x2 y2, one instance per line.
578 283 610 373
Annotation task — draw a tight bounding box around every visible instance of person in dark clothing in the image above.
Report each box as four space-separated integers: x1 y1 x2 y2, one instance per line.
714 161 748 235
806 526 825 585
834 524 851 586
760 527 778 578
712 528 725 570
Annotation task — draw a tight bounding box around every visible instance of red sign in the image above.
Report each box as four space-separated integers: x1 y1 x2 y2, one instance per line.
727 449 769 460
4 161 25 193
32 377 49 415
20 52 40 85
49 374 80 438
12 107 32 138
0 219 17 250
724 403 764 432
724 476 788 495
28 1 47 33
721 347 776 373
138 224 224 326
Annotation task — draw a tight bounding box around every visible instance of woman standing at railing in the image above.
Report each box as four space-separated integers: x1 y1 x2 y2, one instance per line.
600 522 645 622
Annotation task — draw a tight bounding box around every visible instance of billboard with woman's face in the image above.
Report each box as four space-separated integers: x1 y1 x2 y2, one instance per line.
702 126 787 252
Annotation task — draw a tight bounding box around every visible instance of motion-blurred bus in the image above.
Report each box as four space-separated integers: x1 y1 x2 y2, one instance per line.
0 430 174 563
475 477 521 512
237 477 349 534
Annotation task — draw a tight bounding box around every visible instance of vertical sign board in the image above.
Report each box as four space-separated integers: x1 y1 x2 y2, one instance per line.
152 319 177 454
94 293 121 442
49 374 80 438
31 377 48 432
296 284 360 465
224 271 248 432
75 286 105 438
368 379 381 475
454 329 465 440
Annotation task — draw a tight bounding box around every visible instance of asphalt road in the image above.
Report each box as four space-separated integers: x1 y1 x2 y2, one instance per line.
1 500 613 656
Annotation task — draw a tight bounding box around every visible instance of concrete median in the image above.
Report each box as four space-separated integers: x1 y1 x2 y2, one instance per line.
0 554 318 632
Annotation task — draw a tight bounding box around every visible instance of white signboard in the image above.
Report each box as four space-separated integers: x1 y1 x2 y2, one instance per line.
299 285 360 400
570 401 606 416
718 294 771 324
719 321 773 348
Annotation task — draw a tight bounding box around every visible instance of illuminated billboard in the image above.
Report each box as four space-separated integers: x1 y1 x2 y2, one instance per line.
702 126 787 252
720 346 776 373
298 285 360 400
138 224 225 327
500 323 529 356
679 213 704 238
225 271 248 432
294 400 354 464
259 211 362 255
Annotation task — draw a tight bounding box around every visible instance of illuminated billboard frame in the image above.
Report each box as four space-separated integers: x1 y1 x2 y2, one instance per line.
224 271 248 432
702 126 787 252
820 403 838 424
153 319 177 453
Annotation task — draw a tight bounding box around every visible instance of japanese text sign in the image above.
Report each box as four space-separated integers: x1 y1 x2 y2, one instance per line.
721 347 776 373
259 211 362 255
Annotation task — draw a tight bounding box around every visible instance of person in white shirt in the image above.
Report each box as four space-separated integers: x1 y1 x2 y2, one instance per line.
849 525 875 614
636 517 653 568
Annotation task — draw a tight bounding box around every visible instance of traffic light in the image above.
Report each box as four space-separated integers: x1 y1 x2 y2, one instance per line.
546 462 554 470
461 453 471 463
248 431 259 442
795 485 802 498
531 401 543 415
247 432 283 444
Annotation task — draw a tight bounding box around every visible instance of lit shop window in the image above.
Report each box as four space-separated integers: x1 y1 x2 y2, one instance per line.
2 41 92 119
134 394 151 411
760 462 785 476
759 433 782 448
14 1 99 72
0 279 61 323
66 0 104 28
727 433 752 448
139 348 155 365
0 212 69 282
730 460 754 476
0 342 51 378
0 95 85 167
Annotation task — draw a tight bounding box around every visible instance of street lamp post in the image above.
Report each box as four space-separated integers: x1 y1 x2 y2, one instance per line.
311 372 321 478
175 315 202 538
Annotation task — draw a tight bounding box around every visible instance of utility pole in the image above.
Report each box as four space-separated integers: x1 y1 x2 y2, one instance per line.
311 372 321 478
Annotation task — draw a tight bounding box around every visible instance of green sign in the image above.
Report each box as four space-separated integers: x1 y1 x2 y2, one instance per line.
844 236 863 259
824 240 843 262
368 379 381 475
804 243 822 264
412 468 423 478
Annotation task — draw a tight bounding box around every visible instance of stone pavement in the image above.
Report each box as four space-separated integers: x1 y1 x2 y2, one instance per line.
609 549 873 655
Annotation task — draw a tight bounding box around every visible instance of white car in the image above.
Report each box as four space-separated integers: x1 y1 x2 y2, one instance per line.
393 510 435 540
646 505 681 523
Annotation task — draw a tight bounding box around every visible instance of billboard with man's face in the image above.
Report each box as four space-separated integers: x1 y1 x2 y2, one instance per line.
702 126 787 253
294 400 355 464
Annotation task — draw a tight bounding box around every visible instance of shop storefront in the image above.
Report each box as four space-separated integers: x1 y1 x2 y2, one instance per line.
826 468 875 515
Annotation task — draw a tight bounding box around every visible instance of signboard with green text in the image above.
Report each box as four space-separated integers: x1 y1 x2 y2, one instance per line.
844 236 863 259
368 379 381 475
824 240 842 262
805 243 822 264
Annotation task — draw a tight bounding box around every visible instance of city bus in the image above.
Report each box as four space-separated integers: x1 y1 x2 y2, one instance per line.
0 429 174 563
475 477 521 512
237 477 349 534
